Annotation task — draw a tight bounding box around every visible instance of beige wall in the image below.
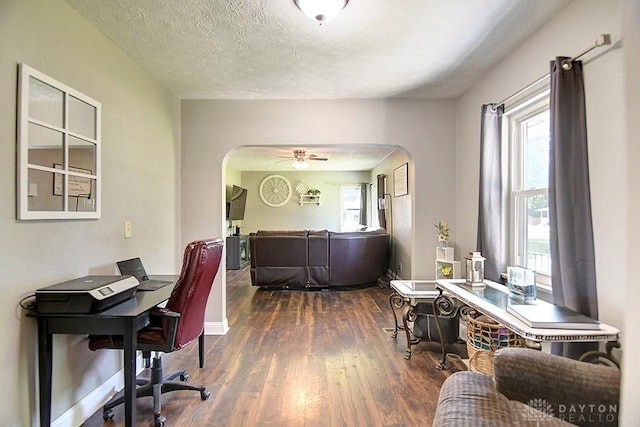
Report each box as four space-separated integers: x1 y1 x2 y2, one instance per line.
621 0 640 423
4 0 635 425
456 0 625 329
181 98 457 325
456 0 637 421
239 170 371 233
370 149 413 279
0 0 181 425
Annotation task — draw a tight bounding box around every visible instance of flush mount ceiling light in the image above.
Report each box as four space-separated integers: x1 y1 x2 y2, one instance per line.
288 149 328 169
292 150 309 169
292 159 309 169
294 0 349 25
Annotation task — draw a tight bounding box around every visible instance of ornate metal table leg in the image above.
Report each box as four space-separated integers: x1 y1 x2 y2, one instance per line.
389 291 405 339
579 340 621 368
432 291 447 369
402 304 419 360
432 291 461 370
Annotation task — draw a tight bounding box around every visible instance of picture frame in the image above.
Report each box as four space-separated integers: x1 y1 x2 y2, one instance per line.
393 163 408 197
53 164 92 198
435 260 461 279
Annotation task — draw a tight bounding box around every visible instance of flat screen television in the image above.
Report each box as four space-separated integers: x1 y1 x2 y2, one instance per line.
226 185 248 220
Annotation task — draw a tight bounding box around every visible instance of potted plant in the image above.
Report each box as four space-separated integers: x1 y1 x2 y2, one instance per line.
434 221 450 247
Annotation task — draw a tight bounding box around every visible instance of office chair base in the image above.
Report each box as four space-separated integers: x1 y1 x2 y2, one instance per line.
153 413 167 427
101 356 209 423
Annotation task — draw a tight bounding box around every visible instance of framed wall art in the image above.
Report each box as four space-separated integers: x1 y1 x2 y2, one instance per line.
393 163 408 197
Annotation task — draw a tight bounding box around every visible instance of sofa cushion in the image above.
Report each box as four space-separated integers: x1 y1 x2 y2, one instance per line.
434 372 519 427
328 230 389 286
249 231 309 287
434 371 578 427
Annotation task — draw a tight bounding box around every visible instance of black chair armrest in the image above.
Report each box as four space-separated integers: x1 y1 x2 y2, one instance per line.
138 308 181 353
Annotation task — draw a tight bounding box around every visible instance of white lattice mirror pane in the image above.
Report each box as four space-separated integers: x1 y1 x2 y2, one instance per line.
68 95 97 139
28 76 64 127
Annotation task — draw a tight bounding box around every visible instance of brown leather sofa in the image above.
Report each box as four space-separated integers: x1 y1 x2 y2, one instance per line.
249 229 389 289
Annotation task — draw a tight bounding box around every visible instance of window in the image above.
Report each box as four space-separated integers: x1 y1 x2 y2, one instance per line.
17 64 101 219
507 91 551 287
340 185 361 231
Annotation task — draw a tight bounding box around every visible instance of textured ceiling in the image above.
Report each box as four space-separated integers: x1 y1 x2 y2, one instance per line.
65 0 570 100
64 0 570 171
225 145 398 172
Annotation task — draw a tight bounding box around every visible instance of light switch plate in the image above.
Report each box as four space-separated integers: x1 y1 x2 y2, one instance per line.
124 220 133 238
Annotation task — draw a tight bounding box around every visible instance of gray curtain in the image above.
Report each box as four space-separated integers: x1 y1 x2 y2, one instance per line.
359 183 368 226
549 57 598 359
477 104 505 282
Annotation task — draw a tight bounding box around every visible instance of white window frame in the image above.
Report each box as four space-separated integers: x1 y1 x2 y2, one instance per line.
505 88 552 289
340 184 361 231
369 180 379 228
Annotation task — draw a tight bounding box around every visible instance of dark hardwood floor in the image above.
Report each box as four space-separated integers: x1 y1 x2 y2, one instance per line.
83 268 465 426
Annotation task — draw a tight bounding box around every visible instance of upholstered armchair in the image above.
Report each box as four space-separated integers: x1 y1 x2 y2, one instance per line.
433 348 620 427
89 238 224 427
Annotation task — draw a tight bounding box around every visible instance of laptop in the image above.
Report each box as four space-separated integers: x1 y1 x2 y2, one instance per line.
116 257 173 291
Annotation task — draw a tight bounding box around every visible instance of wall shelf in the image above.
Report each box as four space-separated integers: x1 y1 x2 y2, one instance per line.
299 194 320 206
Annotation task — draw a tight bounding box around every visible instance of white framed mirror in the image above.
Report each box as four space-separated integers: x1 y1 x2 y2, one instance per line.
17 64 101 220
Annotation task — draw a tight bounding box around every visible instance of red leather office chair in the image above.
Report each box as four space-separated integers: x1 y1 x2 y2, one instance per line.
89 238 224 427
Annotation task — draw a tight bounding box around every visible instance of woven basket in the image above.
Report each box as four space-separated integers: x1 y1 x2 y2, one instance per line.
466 312 525 374
468 350 496 375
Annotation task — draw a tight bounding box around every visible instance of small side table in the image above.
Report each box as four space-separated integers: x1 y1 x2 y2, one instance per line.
389 280 459 359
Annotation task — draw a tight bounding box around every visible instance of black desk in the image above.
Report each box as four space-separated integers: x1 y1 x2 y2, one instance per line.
35 275 176 427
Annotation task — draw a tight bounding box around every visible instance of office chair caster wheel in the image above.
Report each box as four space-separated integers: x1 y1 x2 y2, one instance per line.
201 389 210 400
102 409 114 421
180 372 189 381
153 414 166 427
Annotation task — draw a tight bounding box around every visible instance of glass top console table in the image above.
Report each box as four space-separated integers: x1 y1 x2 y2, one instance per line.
389 280 462 359
433 279 620 369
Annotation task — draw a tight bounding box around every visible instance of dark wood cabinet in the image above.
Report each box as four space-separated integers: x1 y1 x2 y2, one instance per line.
226 235 249 270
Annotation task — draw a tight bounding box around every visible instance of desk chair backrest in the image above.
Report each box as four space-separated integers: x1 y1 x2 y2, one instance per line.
165 238 223 350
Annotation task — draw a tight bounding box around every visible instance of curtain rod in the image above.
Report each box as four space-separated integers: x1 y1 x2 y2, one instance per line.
496 33 611 106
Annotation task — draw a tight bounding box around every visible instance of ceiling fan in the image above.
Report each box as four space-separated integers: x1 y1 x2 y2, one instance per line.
281 150 328 169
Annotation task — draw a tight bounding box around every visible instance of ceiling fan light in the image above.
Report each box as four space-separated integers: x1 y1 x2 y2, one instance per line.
292 159 308 170
294 0 349 24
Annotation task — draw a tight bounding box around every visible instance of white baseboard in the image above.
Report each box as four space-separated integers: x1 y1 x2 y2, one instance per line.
51 354 145 427
50 322 228 427
204 319 229 335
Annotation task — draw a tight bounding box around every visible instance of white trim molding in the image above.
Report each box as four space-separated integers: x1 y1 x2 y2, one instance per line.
204 319 229 335
51 356 145 427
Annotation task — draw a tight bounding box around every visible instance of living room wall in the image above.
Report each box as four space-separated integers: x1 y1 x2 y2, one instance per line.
456 0 638 421
181 98 457 328
370 149 413 279
0 0 181 425
621 0 639 421
239 170 371 233
457 0 624 333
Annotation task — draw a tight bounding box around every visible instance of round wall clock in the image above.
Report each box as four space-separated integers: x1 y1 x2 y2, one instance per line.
259 175 292 207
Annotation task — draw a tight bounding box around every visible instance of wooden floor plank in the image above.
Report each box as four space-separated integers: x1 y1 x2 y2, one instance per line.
82 268 466 426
